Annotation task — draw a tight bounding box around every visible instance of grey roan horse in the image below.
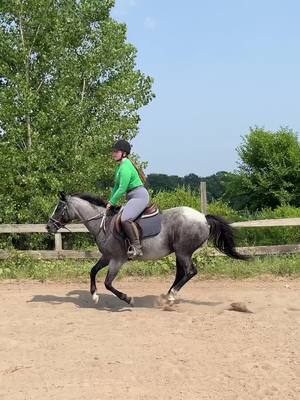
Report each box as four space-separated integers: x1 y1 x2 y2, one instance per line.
46 192 248 306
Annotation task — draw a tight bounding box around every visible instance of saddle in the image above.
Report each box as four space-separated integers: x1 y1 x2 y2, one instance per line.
112 203 162 239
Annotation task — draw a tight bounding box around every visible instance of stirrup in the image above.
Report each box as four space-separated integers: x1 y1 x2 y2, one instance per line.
127 244 143 259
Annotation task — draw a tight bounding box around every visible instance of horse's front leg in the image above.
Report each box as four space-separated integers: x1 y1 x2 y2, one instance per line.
104 259 134 306
90 256 110 304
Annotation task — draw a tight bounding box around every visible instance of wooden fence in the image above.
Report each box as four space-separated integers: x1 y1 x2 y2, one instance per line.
0 218 300 260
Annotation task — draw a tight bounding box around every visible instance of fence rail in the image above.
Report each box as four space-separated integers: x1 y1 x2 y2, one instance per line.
231 218 300 228
0 218 300 259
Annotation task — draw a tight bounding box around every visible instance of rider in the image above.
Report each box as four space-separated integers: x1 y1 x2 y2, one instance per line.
106 139 149 259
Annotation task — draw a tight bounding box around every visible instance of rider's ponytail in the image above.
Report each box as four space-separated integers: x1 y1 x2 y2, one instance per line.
128 156 147 185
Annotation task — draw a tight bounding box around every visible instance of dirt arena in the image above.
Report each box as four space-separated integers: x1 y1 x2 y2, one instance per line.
1 278 300 400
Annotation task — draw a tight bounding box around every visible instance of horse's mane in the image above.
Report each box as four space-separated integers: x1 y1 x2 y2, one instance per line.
70 192 120 213
71 192 108 208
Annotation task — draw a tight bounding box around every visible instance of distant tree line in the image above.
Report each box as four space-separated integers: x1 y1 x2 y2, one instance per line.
147 171 229 202
147 127 300 212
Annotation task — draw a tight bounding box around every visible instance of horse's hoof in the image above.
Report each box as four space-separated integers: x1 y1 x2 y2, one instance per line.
167 289 177 303
92 293 99 304
128 297 135 307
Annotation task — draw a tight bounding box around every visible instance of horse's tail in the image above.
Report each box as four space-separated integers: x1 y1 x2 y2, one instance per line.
206 214 250 260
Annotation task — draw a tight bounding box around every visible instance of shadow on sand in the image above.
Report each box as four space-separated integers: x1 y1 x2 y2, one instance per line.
29 289 222 312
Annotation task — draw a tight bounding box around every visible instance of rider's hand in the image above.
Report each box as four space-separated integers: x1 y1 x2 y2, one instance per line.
106 202 112 210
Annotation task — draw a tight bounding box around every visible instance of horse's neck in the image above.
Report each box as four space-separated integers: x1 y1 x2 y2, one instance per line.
70 197 105 234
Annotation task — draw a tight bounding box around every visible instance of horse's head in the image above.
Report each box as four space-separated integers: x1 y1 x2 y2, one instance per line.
46 192 75 233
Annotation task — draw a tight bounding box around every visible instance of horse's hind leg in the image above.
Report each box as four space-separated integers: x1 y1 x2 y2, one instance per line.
167 253 197 302
90 256 109 304
104 259 134 306
167 256 185 296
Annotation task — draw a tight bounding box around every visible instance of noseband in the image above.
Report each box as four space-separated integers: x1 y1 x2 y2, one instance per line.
49 202 72 231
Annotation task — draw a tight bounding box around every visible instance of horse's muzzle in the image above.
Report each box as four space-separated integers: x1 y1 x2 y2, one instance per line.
46 221 57 234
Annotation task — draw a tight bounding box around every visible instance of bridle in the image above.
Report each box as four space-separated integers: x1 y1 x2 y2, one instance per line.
49 202 71 231
49 201 107 232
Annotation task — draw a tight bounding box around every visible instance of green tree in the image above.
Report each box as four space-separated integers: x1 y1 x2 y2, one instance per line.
224 127 300 211
0 0 154 224
182 173 200 190
147 174 183 192
147 171 230 203
204 171 230 201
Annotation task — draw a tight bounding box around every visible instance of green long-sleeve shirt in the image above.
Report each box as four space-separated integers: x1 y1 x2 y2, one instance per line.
109 158 144 206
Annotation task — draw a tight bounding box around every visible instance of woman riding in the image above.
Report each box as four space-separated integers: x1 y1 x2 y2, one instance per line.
106 139 149 259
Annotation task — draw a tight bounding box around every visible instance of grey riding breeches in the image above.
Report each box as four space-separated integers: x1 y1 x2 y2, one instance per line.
121 186 150 222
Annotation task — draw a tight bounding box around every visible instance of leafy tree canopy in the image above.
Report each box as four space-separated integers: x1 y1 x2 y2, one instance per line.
224 127 300 210
0 0 154 223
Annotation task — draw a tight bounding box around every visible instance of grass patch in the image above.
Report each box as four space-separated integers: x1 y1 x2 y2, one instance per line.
194 253 300 279
0 252 300 281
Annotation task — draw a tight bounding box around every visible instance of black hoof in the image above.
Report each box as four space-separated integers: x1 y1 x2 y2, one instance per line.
126 297 134 307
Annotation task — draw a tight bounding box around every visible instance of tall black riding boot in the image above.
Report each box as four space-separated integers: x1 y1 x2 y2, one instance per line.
121 220 143 259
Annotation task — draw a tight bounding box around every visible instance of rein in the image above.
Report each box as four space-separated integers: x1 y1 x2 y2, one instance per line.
50 201 108 233
49 217 72 232
81 212 107 233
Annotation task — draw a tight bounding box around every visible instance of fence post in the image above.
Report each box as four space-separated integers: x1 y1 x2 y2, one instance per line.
200 181 207 214
54 233 62 251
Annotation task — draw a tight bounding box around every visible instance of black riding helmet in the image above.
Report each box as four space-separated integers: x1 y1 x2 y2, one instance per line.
112 139 131 154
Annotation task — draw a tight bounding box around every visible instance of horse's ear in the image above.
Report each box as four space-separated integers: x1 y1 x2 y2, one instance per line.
59 191 66 201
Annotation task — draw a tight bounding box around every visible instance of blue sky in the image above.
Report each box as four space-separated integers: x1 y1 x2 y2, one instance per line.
112 0 300 177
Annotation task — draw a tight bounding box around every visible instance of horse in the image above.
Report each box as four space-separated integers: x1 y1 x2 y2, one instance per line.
46 192 249 306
